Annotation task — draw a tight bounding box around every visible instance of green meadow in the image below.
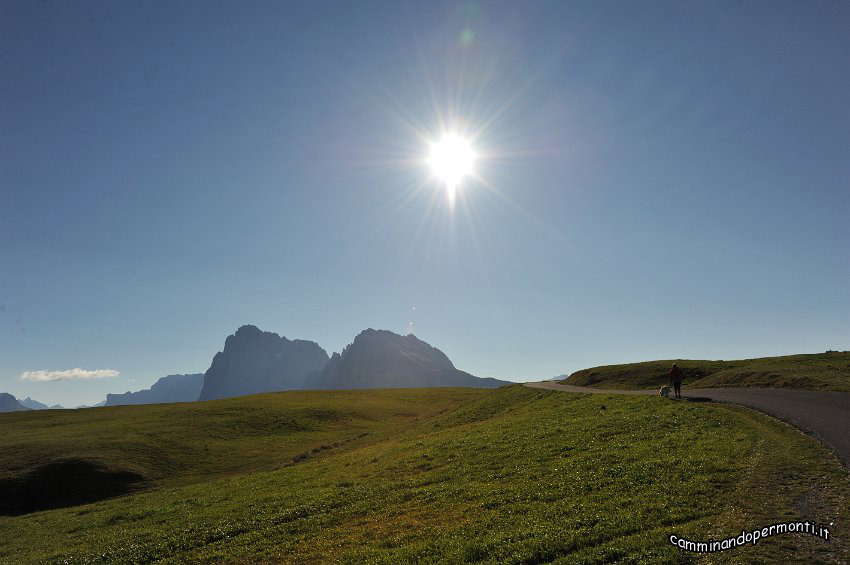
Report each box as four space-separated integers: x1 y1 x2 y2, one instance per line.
1 385 847 563
563 351 850 392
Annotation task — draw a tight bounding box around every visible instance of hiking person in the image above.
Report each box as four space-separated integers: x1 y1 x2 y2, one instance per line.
668 363 683 399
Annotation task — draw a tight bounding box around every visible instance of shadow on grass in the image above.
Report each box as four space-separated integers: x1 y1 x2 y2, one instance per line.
0 459 146 516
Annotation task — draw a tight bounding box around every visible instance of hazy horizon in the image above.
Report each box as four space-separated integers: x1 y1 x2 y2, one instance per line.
3 321 847 407
2 0 848 407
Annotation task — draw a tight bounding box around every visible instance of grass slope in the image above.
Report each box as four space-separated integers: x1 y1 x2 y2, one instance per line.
0 385 847 563
564 352 850 392
0 389 483 513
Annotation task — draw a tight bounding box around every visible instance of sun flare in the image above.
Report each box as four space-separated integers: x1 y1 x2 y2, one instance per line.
429 134 475 201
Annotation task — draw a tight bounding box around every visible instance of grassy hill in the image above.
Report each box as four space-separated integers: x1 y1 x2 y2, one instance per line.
0 385 847 563
0 388 482 514
563 351 850 392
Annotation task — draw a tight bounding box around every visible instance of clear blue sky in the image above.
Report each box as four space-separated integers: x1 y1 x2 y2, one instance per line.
2 1 848 406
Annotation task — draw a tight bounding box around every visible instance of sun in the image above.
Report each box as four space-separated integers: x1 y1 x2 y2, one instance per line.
429 133 475 201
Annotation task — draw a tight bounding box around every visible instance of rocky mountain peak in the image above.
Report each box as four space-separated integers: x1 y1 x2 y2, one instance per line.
197 326 329 401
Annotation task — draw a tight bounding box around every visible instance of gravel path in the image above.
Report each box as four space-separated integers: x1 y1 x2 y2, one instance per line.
524 381 850 468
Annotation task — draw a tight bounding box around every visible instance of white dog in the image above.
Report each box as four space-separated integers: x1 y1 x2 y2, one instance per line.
659 385 671 398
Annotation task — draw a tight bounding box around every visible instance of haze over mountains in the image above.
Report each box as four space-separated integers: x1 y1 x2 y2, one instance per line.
0 393 30 412
307 329 508 389
19 397 49 410
105 374 204 406
1 325 508 411
0 396 64 412
197 325 330 401
198 325 508 400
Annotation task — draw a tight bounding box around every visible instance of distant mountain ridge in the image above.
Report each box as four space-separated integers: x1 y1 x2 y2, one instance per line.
18 397 49 410
7 326 507 410
197 325 330 401
105 374 204 406
307 329 509 390
0 393 31 413
75 401 107 409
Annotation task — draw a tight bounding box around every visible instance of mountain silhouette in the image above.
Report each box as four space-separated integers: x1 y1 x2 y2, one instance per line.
307 329 509 389
18 397 49 410
0 393 31 413
197 325 329 401
105 374 204 406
